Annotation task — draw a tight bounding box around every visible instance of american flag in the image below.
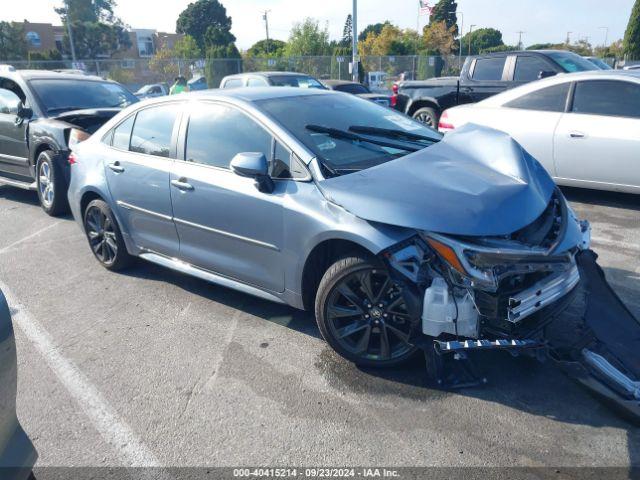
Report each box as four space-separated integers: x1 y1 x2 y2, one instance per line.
419 0 432 15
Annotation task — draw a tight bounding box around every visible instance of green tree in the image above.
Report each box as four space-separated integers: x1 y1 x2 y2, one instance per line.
55 0 131 59
284 18 330 56
358 22 391 42
174 34 201 59
205 43 241 87
247 39 287 57
176 0 233 51
526 43 557 50
624 0 640 58
0 22 28 61
341 14 353 47
430 0 458 37
422 21 456 55
461 27 503 55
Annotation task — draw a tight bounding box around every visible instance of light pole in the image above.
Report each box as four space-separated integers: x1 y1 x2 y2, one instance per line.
566 31 572 45
352 0 358 81
599 26 609 48
516 31 525 50
455 11 463 68
65 10 77 63
468 25 476 56
262 10 271 54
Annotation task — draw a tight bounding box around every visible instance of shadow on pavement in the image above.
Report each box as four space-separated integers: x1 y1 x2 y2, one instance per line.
562 186 640 212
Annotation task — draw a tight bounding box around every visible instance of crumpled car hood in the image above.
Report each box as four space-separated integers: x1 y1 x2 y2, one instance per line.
317 124 557 236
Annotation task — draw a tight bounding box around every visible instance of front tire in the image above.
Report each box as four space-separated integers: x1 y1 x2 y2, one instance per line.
36 150 68 216
83 199 133 271
315 255 418 368
412 106 439 128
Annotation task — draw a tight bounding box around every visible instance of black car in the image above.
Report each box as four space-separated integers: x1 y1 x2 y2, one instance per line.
0 67 138 215
219 71 327 90
321 79 392 107
394 50 598 127
0 288 37 479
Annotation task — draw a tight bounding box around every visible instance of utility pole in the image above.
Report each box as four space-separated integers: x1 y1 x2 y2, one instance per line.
65 10 77 63
468 25 476 56
566 31 572 45
456 11 463 68
262 10 271 55
352 0 358 82
599 26 609 48
516 31 525 50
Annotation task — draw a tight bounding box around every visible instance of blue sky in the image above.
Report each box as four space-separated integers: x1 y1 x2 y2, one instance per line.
4 0 636 50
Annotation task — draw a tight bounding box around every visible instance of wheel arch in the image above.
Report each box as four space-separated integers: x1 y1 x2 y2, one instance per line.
300 238 376 311
407 98 441 117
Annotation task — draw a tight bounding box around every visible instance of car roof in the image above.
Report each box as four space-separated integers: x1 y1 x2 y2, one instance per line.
474 70 640 107
143 86 333 104
2 69 106 82
322 79 360 87
225 71 314 79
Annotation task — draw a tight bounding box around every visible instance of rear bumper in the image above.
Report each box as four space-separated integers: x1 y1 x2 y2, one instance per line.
0 422 37 480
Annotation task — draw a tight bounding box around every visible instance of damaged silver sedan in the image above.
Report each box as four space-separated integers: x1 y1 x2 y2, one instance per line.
67 88 640 419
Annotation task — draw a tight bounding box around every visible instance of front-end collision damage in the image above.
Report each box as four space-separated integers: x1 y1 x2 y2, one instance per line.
378 204 639 419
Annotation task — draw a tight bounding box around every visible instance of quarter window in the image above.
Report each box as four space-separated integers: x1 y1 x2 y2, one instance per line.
505 83 570 112
572 80 640 118
472 57 506 81
247 78 267 87
185 104 272 169
129 105 179 158
223 78 243 89
111 115 135 150
514 56 552 82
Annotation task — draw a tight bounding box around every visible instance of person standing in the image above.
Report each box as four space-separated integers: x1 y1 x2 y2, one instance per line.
169 76 190 95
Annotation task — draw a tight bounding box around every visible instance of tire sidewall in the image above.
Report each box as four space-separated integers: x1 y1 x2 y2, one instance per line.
315 256 417 368
413 107 439 128
83 199 132 271
36 151 67 216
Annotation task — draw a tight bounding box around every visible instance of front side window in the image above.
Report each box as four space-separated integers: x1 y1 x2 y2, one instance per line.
185 104 272 169
129 105 179 158
334 83 370 94
110 115 135 150
514 56 553 82
572 80 640 118
29 79 138 115
546 51 598 73
472 57 506 81
505 83 570 112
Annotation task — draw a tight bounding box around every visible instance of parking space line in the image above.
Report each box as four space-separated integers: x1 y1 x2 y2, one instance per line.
0 221 63 255
0 281 161 468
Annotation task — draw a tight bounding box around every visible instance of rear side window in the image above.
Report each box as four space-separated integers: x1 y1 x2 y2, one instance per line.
505 83 570 112
472 57 506 81
185 104 272 169
111 115 135 150
223 78 243 89
247 78 267 87
129 105 179 158
572 80 640 118
514 56 552 82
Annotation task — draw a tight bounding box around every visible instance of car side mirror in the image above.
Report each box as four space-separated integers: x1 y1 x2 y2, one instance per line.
538 70 557 80
16 103 33 120
230 152 274 193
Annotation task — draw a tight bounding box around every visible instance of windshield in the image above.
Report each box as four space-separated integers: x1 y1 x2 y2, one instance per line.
257 93 441 174
586 57 612 70
29 79 138 114
269 75 326 89
546 51 599 72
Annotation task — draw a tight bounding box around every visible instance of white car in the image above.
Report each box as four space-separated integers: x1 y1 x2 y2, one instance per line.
439 71 640 194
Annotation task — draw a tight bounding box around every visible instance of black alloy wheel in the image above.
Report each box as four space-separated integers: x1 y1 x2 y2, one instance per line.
316 256 418 367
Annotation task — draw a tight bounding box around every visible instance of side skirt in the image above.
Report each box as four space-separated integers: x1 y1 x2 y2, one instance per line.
138 252 286 305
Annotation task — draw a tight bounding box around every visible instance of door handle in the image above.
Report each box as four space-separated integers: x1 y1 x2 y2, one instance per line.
569 131 586 139
171 178 194 191
107 161 125 173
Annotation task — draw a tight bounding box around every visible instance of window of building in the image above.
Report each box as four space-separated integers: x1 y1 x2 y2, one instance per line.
25 31 41 48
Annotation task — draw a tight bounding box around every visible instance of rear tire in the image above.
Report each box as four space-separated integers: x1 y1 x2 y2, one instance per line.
36 150 68 216
83 199 133 271
412 107 439 128
315 255 418 368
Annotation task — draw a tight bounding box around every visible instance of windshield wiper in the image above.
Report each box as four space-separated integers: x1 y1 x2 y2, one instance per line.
305 124 420 152
349 125 437 143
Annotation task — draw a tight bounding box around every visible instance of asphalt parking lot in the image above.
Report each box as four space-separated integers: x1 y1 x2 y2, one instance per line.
1 184 639 469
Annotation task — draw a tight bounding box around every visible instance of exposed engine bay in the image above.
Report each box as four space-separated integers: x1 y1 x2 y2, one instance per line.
381 188 640 420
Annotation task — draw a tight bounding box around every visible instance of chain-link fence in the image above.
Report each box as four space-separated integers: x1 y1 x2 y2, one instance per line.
7 55 470 92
